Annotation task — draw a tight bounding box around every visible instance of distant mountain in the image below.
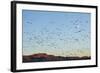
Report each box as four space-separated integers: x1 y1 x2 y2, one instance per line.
23 53 91 63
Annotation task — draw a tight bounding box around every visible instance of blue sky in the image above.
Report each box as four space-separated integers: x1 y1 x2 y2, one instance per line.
22 10 91 57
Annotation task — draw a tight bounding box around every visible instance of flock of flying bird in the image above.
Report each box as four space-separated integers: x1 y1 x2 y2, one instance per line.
23 18 90 56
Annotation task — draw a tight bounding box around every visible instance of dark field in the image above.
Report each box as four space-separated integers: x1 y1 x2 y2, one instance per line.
23 53 91 63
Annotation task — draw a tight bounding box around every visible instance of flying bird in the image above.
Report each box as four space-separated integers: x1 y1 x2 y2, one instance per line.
26 21 32 24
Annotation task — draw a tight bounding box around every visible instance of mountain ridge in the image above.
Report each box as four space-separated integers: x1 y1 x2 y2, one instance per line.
23 53 91 63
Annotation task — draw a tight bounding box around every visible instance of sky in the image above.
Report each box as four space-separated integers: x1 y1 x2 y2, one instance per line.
22 10 91 57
